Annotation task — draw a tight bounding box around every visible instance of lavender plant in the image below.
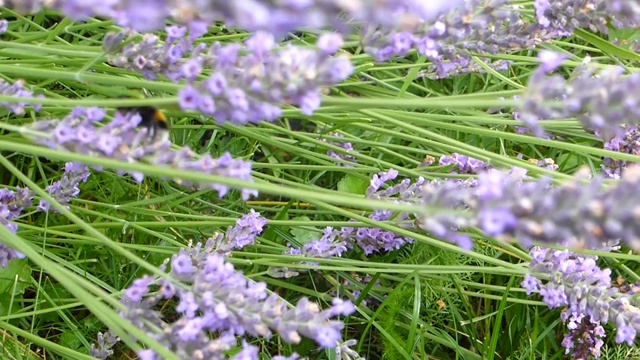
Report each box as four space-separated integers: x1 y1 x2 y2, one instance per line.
439 153 488 174
600 125 640 180
119 239 358 359
362 0 556 78
0 78 42 115
326 133 358 167
518 51 640 140
521 246 640 358
37 162 90 212
0 187 32 267
106 30 354 124
534 0 640 35
25 107 257 200
202 209 267 255
89 331 120 360
4 0 464 36
2 1 640 359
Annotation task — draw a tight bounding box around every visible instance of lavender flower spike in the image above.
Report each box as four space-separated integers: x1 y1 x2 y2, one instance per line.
519 53 640 140
473 163 640 251
206 209 268 255
535 0 640 35
271 226 351 278
6 0 467 36
177 31 354 125
120 240 355 359
25 107 257 200
38 162 90 212
107 30 352 124
0 78 42 115
0 19 9 34
89 331 120 360
521 246 640 358
326 133 358 167
0 187 33 268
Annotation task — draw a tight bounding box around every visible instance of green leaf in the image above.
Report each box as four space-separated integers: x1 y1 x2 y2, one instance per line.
337 174 369 195
60 332 83 350
608 28 640 47
575 28 640 61
290 216 319 245
0 259 31 295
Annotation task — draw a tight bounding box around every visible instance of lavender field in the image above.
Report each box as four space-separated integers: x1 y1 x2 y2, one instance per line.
0 1 639 359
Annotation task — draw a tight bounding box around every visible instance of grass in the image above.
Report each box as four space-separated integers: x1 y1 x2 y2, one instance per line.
0 5 639 360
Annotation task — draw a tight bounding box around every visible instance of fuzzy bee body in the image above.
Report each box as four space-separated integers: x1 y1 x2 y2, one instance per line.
117 105 169 143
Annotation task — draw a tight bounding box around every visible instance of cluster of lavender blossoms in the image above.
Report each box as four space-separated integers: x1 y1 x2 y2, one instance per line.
0 187 33 267
277 154 562 273
270 227 352 279
275 152 567 273
26 107 257 200
599 124 640 180
0 78 43 115
107 30 353 124
89 331 120 360
5 0 463 36
439 153 488 174
522 246 640 358
472 164 640 250
519 51 640 140
326 133 358 167
364 0 557 78
363 0 639 79
0 160 96 268
534 0 640 35
119 214 358 359
342 160 640 254
37 162 90 212
205 209 267 256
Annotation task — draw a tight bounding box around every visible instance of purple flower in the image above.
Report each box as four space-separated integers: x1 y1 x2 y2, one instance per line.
0 78 42 115
0 19 8 34
521 275 541 295
190 32 353 124
119 239 356 358
438 153 488 174
357 169 476 253
37 162 90 212
535 0 640 35
362 1 557 78
58 0 118 21
171 253 195 277
0 1 43 14
326 133 358 167
616 325 637 347
472 163 640 251
122 275 154 303
89 331 120 360
112 0 169 33
26 107 257 200
599 125 640 179
108 30 353 124
278 226 351 273
0 187 34 268
537 50 567 73
206 209 267 255
316 33 344 55
521 246 640 357
5 0 469 36
518 60 640 140
560 309 606 359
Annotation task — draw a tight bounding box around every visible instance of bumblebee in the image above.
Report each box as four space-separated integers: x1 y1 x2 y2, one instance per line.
116 105 169 143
